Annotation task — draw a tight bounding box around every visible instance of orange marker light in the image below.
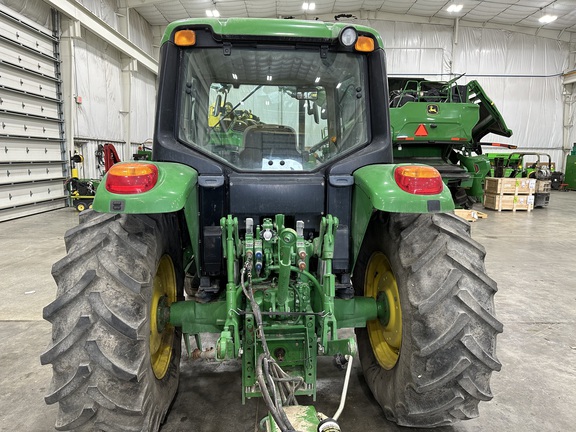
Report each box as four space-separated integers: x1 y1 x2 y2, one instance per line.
355 36 375 52
106 163 159 194
394 165 443 195
174 30 196 46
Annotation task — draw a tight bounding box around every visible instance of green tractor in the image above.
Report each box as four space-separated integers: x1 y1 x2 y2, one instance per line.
389 76 512 208
42 19 502 431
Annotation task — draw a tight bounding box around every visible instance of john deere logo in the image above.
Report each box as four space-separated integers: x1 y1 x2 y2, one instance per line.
427 104 439 115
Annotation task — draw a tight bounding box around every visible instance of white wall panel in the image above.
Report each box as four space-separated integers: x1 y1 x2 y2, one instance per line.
0 88 60 119
2 138 63 162
365 20 453 77
0 199 65 222
0 5 66 221
1 113 61 139
0 0 52 29
74 29 123 140
77 0 118 29
0 161 64 183
130 67 156 143
0 11 55 57
1 41 57 78
0 179 65 209
454 27 567 157
129 8 155 54
0 62 59 99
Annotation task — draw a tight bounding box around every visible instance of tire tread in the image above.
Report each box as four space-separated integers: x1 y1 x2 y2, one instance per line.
42 212 182 431
356 212 502 427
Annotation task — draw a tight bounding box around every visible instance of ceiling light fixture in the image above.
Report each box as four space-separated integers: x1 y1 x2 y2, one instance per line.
302 2 315 11
447 4 463 13
206 9 220 17
539 14 557 24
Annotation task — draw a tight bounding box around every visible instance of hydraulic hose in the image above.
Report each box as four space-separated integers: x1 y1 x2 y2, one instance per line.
333 355 353 421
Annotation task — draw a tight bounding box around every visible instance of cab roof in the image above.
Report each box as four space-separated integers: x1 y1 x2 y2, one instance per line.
161 17 383 48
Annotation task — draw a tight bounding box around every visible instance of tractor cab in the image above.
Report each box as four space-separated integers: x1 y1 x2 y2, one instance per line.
152 21 394 290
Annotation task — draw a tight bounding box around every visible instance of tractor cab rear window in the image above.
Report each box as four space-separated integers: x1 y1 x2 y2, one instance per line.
178 47 368 171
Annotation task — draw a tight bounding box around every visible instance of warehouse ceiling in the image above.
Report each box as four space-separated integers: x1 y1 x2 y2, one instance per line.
128 0 576 34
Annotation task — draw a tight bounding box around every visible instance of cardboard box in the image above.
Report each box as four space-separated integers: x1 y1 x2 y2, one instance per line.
484 177 536 195
535 180 551 193
484 193 534 211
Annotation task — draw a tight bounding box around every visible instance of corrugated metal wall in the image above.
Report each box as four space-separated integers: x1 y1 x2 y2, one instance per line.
0 6 66 221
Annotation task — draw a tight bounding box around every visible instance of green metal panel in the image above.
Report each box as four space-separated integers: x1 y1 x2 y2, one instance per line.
565 155 576 190
458 154 491 200
351 164 454 268
352 164 454 213
333 297 377 328
92 161 200 273
467 80 513 142
169 300 228 334
161 18 383 47
92 161 198 214
390 102 479 142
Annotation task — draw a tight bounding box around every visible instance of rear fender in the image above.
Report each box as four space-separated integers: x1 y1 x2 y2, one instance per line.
351 164 454 268
93 161 199 271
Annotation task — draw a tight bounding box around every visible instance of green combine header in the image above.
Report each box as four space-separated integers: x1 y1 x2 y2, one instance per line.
389 76 512 207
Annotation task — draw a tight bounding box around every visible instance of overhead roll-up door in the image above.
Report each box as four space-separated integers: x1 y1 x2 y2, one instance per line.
0 6 66 222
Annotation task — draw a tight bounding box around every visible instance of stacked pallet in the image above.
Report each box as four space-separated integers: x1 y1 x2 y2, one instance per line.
483 177 535 212
534 179 551 207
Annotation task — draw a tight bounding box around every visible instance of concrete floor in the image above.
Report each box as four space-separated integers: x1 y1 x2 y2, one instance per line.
1 191 575 432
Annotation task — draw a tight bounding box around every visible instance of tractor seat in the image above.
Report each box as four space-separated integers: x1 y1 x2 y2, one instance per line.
239 124 302 170
390 94 416 108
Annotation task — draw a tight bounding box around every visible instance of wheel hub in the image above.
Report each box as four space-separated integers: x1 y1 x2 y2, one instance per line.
365 252 402 370
150 255 177 379
376 291 390 326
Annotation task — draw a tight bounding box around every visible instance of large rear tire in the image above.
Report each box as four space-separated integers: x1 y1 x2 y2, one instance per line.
354 212 502 427
41 210 184 431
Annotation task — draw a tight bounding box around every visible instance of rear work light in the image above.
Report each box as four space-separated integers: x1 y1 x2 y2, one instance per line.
106 163 158 194
339 27 358 47
394 165 444 195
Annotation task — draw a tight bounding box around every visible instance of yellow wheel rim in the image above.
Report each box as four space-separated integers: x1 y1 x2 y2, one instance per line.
365 252 402 369
150 255 177 379
77 203 85 212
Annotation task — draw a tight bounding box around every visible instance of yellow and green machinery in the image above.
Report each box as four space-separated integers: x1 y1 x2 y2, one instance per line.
66 143 121 211
42 19 502 431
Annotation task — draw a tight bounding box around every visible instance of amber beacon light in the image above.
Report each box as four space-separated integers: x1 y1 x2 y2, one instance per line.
174 30 196 46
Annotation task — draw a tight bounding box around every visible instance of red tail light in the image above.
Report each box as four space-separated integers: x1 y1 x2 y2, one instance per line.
394 166 443 195
105 163 158 194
